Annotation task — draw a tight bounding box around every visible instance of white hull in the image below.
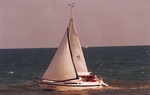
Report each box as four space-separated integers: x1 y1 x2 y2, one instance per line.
39 83 102 91
38 79 108 91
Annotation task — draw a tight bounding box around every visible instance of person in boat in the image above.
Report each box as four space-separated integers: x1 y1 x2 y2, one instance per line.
81 73 98 82
90 74 98 82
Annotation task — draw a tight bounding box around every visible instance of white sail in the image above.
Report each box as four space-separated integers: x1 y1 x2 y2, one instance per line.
68 18 88 73
42 31 77 81
42 17 88 81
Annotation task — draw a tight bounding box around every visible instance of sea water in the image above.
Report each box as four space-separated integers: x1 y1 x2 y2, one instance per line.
0 46 149 95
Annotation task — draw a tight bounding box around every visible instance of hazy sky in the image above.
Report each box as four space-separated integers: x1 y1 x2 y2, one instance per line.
0 0 150 48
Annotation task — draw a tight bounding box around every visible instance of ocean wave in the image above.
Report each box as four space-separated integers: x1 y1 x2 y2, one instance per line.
0 82 149 95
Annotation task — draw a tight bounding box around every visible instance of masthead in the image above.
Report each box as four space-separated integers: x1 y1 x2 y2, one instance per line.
68 3 75 19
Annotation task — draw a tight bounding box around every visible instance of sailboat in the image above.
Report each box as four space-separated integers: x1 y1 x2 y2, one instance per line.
84 45 88 49
38 4 108 91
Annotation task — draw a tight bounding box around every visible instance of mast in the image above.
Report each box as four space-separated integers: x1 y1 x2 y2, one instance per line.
68 3 79 79
68 3 88 73
68 3 75 19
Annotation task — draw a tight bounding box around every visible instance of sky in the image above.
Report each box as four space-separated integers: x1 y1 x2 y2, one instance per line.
0 0 150 48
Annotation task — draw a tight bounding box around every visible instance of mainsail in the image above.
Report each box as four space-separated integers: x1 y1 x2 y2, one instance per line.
42 31 77 81
42 15 88 81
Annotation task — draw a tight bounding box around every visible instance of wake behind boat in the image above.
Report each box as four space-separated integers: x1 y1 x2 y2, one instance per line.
38 4 108 91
